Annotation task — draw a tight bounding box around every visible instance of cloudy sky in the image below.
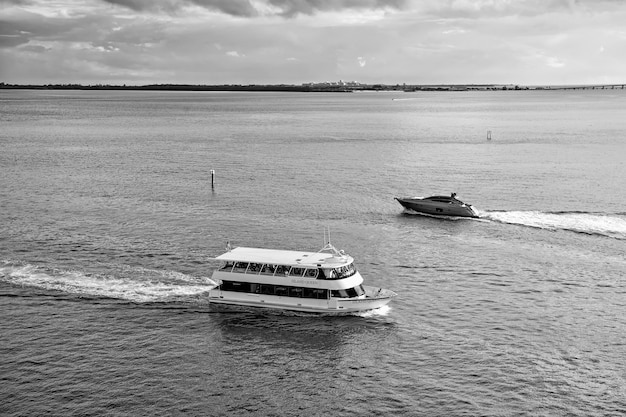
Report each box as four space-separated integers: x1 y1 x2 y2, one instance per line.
1 0 625 85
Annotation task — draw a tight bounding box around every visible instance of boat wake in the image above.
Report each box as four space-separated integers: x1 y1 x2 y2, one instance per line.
355 304 391 317
480 210 626 239
0 261 218 303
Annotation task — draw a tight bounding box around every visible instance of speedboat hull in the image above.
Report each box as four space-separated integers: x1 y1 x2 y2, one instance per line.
395 196 478 218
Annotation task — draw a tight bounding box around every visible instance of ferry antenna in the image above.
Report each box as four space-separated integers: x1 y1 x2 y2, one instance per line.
320 226 344 256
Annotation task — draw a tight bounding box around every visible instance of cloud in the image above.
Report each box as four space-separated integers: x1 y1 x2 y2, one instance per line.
265 0 407 17
2 0 626 85
411 0 626 20
20 43 49 52
0 0 30 5
0 33 29 47
0 8 60 48
546 56 565 68
101 0 258 16
99 0 407 17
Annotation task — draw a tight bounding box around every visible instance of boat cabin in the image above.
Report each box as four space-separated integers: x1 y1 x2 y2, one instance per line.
218 260 356 280
215 246 358 280
212 246 365 300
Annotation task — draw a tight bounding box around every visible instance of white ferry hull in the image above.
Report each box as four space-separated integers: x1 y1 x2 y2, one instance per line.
208 285 395 313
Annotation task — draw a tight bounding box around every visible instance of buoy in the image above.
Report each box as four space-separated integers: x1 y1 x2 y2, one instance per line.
211 169 215 188
487 130 492 141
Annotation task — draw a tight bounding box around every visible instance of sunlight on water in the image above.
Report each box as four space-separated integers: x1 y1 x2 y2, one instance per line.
483 211 626 239
0 262 218 302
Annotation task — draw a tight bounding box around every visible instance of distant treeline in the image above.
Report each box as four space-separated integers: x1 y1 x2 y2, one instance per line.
1 83 624 92
0 82 517 92
0 83 352 92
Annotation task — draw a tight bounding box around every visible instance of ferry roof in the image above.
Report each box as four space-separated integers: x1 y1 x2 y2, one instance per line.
215 246 353 267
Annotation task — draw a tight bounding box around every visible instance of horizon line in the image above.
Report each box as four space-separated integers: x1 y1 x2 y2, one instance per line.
2 82 626 92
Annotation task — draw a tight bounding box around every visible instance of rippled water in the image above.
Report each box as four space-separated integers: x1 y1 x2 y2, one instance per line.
1 89 625 416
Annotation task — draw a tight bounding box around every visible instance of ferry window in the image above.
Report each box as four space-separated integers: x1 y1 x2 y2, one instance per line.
220 262 234 271
304 288 327 299
260 284 274 295
260 264 275 275
314 289 328 299
331 289 349 298
346 287 358 298
330 263 356 280
222 281 249 292
305 269 318 278
276 265 289 276
289 287 303 298
355 285 365 296
231 282 250 292
221 282 333 298
290 267 304 277
247 263 261 273
233 262 248 272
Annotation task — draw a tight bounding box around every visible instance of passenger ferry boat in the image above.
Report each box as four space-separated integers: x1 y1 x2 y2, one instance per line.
208 240 396 313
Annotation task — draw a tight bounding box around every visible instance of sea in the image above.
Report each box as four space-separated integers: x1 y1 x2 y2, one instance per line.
1 88 625 416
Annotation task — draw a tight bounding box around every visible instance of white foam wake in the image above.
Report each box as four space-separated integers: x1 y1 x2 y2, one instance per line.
0 262 218 303
482 211 626 239
355 304 391 317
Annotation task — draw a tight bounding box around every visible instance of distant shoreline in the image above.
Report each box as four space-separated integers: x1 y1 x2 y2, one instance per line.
1 83 625 92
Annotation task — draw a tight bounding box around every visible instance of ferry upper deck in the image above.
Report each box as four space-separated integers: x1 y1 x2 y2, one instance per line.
215 246 352 267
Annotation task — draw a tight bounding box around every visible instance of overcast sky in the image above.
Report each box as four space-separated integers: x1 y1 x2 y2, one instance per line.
1 0 625 85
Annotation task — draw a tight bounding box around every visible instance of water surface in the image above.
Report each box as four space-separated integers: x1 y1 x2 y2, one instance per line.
1 89 625 416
